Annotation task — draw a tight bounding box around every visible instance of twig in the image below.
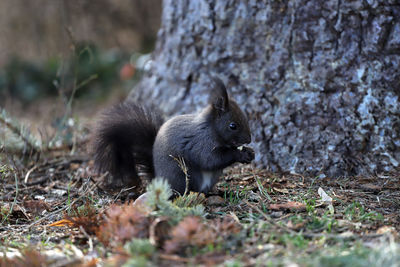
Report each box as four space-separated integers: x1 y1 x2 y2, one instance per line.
159 253 191 262
149 217 169 246
24 165 38 183
113 185 137 202
170 155 190 196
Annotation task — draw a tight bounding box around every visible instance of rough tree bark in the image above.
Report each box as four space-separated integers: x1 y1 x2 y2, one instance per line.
128 0 400 177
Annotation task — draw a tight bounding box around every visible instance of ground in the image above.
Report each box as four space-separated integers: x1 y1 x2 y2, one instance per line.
0 107 400 267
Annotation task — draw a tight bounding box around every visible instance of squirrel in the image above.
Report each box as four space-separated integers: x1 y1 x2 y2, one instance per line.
91 77 254 195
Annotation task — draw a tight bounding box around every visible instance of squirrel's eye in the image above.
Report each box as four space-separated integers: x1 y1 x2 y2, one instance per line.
229 122 237 130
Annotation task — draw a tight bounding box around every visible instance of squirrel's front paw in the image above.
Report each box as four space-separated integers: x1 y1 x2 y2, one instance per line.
238 146 255 164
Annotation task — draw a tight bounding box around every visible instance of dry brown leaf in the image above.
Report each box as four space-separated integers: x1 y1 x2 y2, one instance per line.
23 199 50 215
69 163 81 171
268 201 306 211
49 218 75 227
206 195 225 206
287 220 306 230
376 226 397 235
273 187 289 194
360 183 382 192
194 252 227 266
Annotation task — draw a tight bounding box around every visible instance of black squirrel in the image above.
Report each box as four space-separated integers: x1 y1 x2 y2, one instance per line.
91 77 254 194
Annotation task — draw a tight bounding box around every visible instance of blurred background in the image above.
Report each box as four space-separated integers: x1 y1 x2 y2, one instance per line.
0 0 162 125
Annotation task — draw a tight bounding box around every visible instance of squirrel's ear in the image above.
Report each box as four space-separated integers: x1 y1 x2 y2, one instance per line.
209 77 229 113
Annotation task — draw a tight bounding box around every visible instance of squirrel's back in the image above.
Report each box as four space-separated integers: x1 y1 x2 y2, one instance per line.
153 110 219 193
154 111 216 157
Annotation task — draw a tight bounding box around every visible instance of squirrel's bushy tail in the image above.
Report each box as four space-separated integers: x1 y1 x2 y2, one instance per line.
91 102 164 188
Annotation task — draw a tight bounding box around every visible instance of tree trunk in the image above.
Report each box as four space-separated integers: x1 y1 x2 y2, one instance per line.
128 0 400 177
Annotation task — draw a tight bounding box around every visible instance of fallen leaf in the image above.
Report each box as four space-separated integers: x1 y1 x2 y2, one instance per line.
206 195 225 206
360 183 382 192
23 200 50 215
287 220 306 230
376 226 396 235
69 163 81 171
273 187 289 194
247 191 262 202
49 219 75 227
51 189 67 196
133 192 152 213
228 212 240 224
318 187 332 202
268 201 306 211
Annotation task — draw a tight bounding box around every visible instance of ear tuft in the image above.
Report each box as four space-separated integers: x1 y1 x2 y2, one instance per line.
209 77 229 113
